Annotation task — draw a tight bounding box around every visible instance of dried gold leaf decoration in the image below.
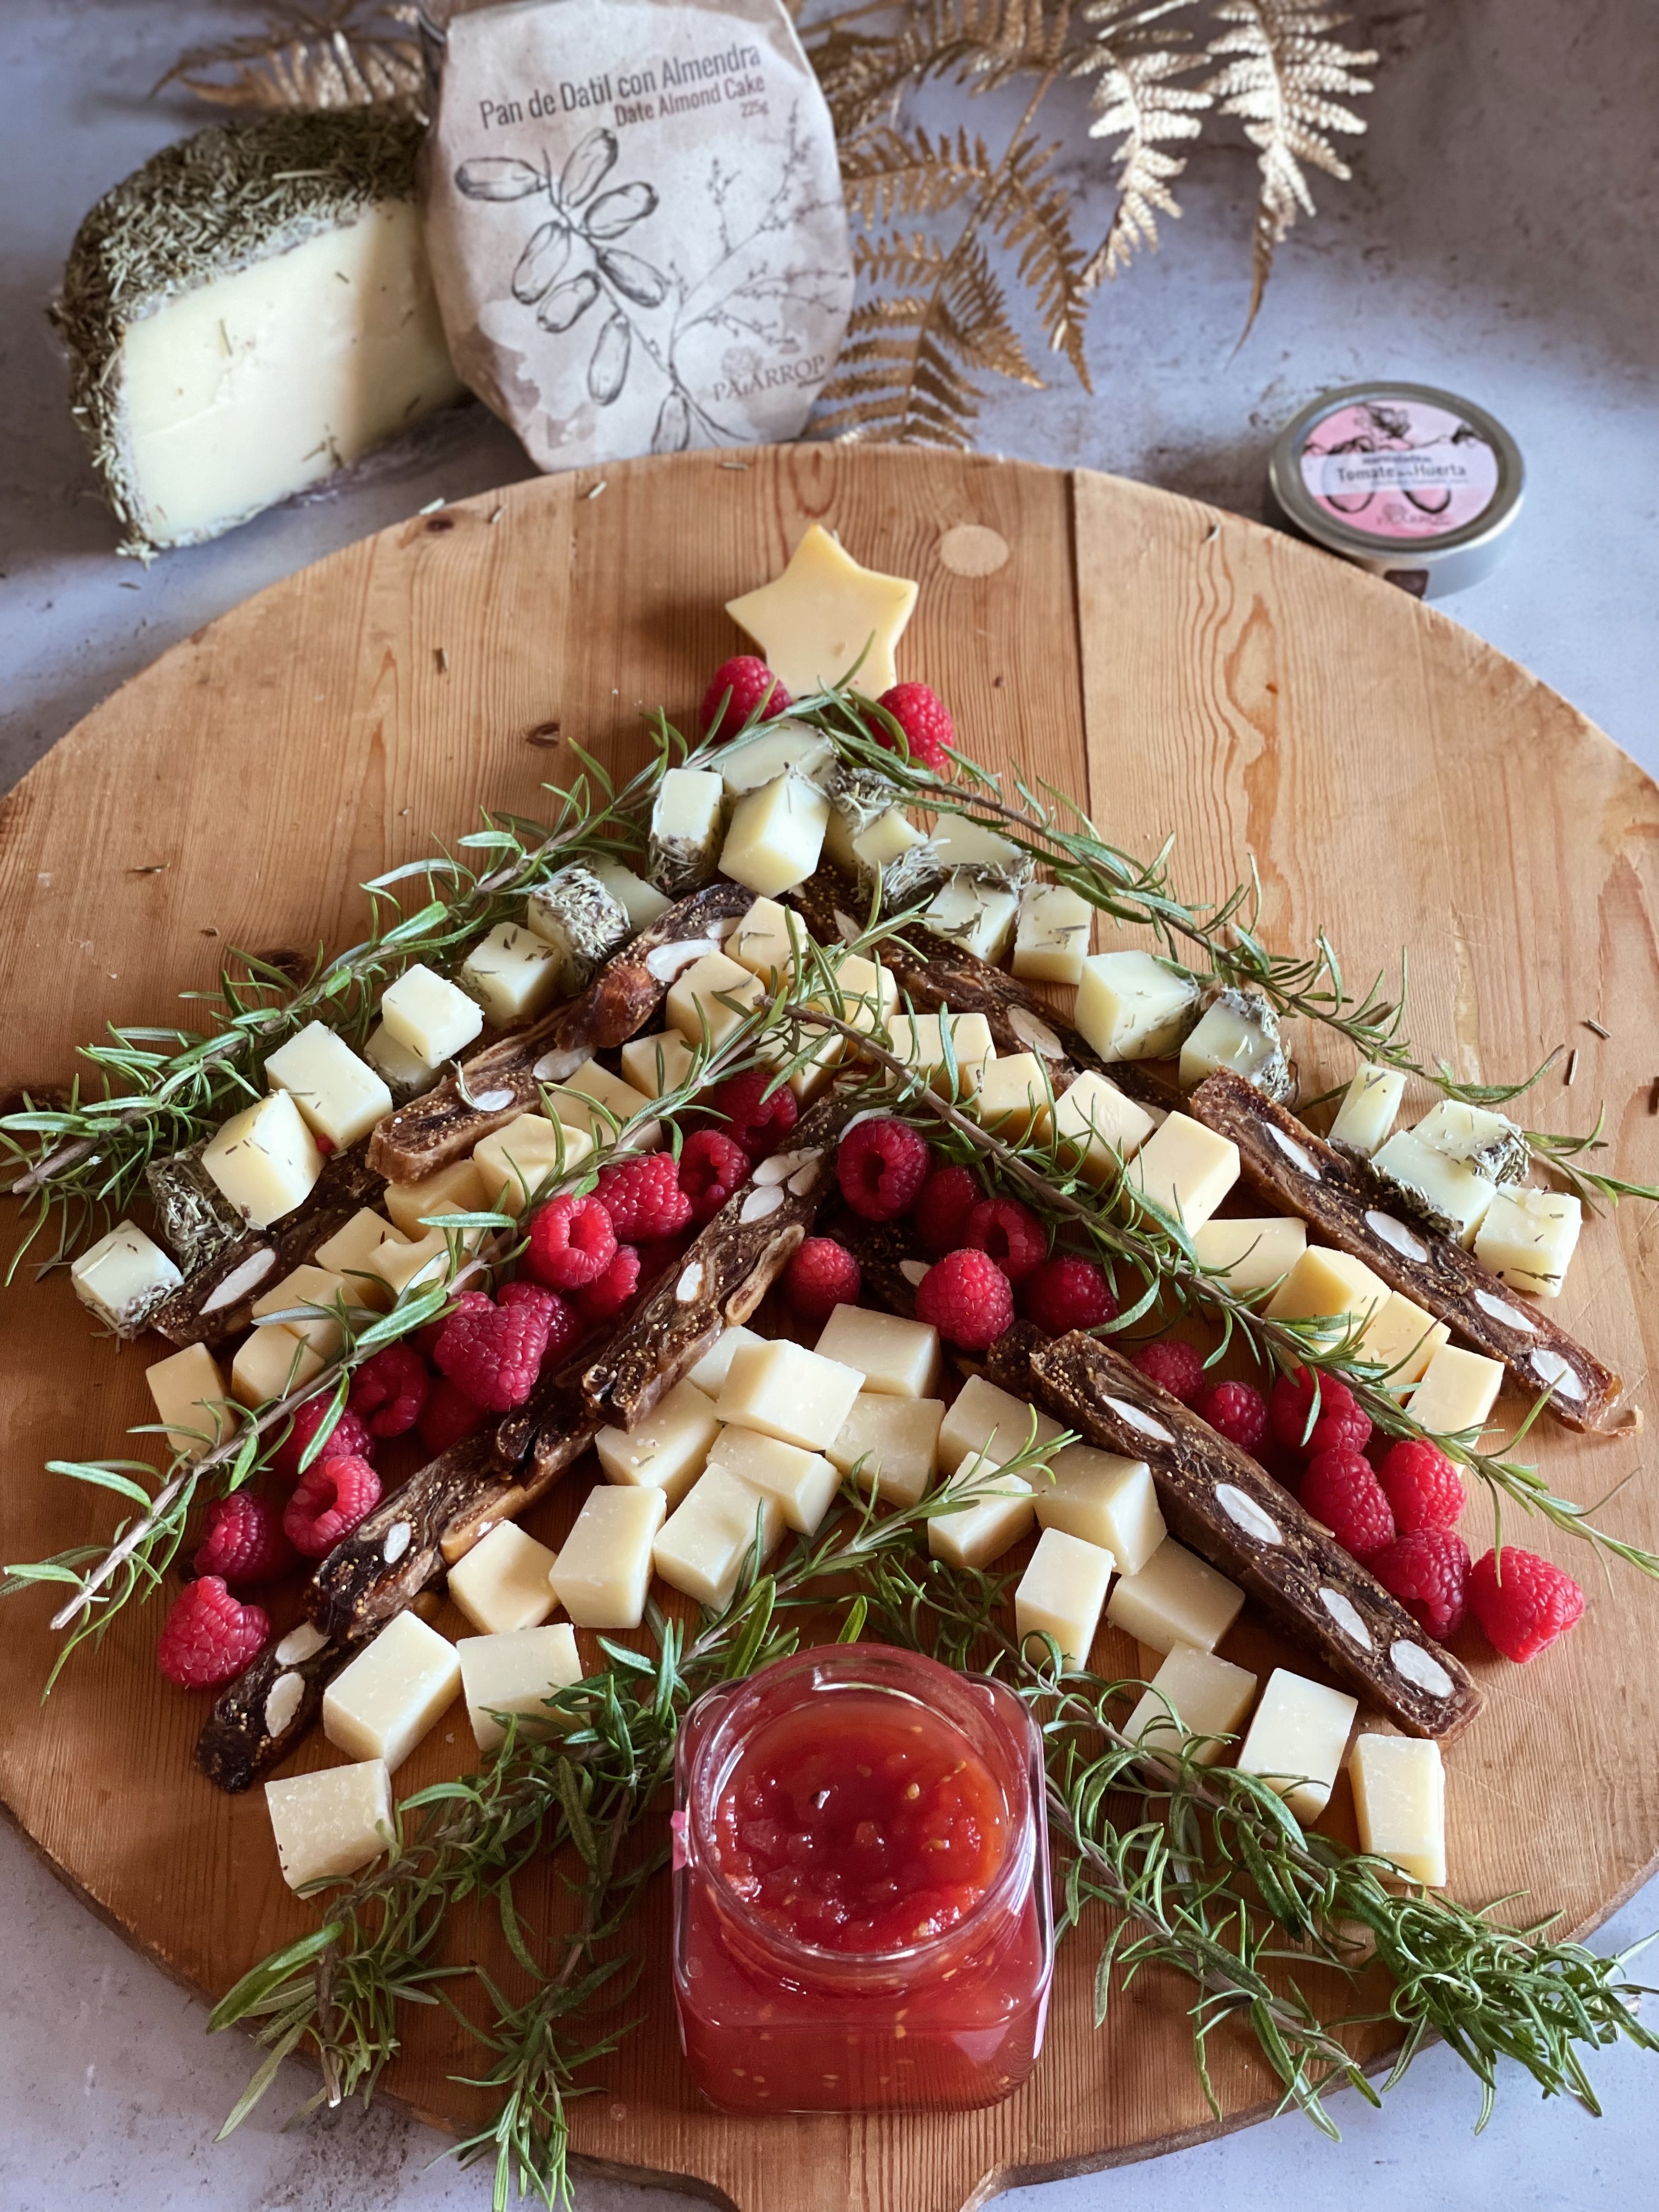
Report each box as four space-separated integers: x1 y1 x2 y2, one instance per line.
1201 1 1376 333
814 1 1078 139
154 2 426 119
1071 0 1212 286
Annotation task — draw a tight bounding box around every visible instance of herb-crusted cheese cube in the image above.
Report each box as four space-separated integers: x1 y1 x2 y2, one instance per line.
1349 1733 1447 1887
928 814 1031 885
1049 1072 1156 1183
1235 1668 1358 1822
458 922 562 1026
1076 950 1200 1062
145 1143 244 1273
379 963 484 1065
619 1028 699 1100
459 1625 583 1753
825 801 927 882
929 1468 1034 1569
827 1394 943 1508
814 1306 941 1398
550 1486 665 1629
202 1089 324 1229
973 1051 1053 1139
1414 1099 1528 1184
1359 1291 1449 1386
1264 1246 1390 1333
1124 1644 1258 1767
264 1020 393 1150
472 1115 592 1212
1190 1216 1307 1294
588 858 670 932
1014 1528 1115 1669
1012 882 1092 984
447 1522 559 1636
1105 1538 1244 1655
146 1342 231 1459
719 772 830 897
1328 1062 1406 1157
938 1375 1064 1476
230 1323 325 1408
685 1325 765 1400
665 950 766 1046
706 1426 839 1536
363 1019 441 1103
1408 1345 1503 1436
70 1219 182 1335
714 1339 863 1453
596 1380 720 1505
729 896 805 986
1126 1111 1239 1232
524 864 631 992
716 720 834 797
1177 990 1291 1103
648 768 725 895
323 1611 461 1774
653 1466 785 1610
1372 1128 1497 1246
547 1060 660 1153
923 872 1018 962
266 1759 393 1891
1036 1444 1165 1574
385 1157 488 1237
1474 1187 1582 1298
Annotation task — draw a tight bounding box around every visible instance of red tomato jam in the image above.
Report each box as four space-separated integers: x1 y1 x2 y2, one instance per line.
673 1644 1052 2114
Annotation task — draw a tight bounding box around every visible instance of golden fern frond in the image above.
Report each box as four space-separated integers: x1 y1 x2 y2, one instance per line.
837 125 995 227
811 0 1076 140
1202 1 1375 334
938 238 1042 385
1073 0 1211 285
154 2 426 115
986 131 1094 386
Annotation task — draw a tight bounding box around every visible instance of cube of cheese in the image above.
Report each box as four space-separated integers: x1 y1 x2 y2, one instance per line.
619 1028 699 1100
1265 1246 1390 1334
70 1219 181 1335
323 1611 461 1773
201 1089 324 1229
1372 1127 1497 1247
923 872 1018 962
266 1760 393 1891
1051 1071 1155 1182
548 1059 660 1153
252 1263 365 1358
1474 1187 1582 1299
385 1156 488 1237
1177 995 1285 1095
707 1425 839 1536
471 1114 593 1212
588 857 670 932
1415 1099 1527 1180
363 1018 439 1103
1105 1538 1244 1654
825 801 927 880
458 922 562 1027
1359 1291 1449 1387
1015 1528 1115 1669
928 813 1027 878
366 1224 456 1299
1328 1062 1406 1157
230 1323 325 1408
929 1468 1034 1568
314 1208 404 1302
1012 883 1092 984
1349 1732 1447 1887
596 1379 720 1505
379 962 484 1064
805 952 897 1053
665 950 766 1047
827 1393 943 1508
1076 951 1199 1062
1036 1444 1166 1575
938 1375 1064 1476
1124 1643 1258 1766
459 1624 583 1753
264 1020 393 1150
522 866 630 991
1127 1112 1239 1232
1191 1215 1307 1294
714 1339 863 1453
549 1485 666 1629
888 1011 996 1099
685 1324 765 1400
653 1466 785 1610
814 1306 941 1398
146 1342 232 1458
729 896 806 987
719 773 830 897
1235 1668 1358 1822
973 1051 1053 1139
447 1521 559 1635
650 767 726 892
1408 1344 1503 1436
718 721 833 797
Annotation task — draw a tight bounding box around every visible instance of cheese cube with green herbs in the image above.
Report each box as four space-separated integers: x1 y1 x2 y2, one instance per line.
524 865 631 992
825 800 927 881
653 1466 785 1610
549 1486 665 1629
459 1625 583 1753
472 1115 592 1212
1177 991 1289 1099
1235 1668 1357 1822
928 1468 1034 1570
1012 882 1092 984
1126 1111 1239 1231
1349 1732 1447 1887
665 950 765 1046
323 1611 460 1773
1414 1099 1528 1183
1190 1216 1306 1294
70 1220 182 1336
363 1019 440 1103
1328 1062 1407 1156
1076 950 1200 1062
596 1380 720 1506
706 1426 839 1536
263 1021 392 1151
719 773 831 897
146 1342 231 1458
928 814 1029 883
619 1028 699 1100
1124 1644 1258 1767
1014 1527 1115 1668
201 1089 324 1229
1474 1186 1582 1297
714 1339 864 1453
458 922 562 1027
1050 1071 1156 1183
266 1758 393 1891
923 872 1018 962
547 1059 659 1152
1105 1538 1244 1655
230 1323 324 1408
815 1305 941 1398
1036 1444 1165 1574
1372 1127 1498 1246
447 1522 559 1636
648 768 725 895
827 1393 943 1508
385 1157 487 1237
379 963 484 1065
718 721 833 797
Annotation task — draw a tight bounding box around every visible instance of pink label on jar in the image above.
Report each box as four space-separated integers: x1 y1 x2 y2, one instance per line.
1299 399 1500 541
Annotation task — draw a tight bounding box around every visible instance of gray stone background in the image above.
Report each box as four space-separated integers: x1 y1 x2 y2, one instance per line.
2 2 1656 2207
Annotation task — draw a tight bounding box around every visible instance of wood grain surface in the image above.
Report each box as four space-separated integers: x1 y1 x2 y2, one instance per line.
3 447 1658 2211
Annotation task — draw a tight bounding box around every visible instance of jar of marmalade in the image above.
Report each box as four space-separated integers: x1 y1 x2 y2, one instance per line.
672 1642 1052 2114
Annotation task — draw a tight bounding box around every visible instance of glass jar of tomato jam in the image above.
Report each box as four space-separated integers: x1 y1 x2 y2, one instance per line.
672 1642 1052 2115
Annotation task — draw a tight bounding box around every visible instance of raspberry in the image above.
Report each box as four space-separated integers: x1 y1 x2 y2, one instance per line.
525 1193 617 1290
913 1163 982 1256
678 1130 753 1223
837 1116 929 1221
1132 1339 1207 1406
596 1153 693 1242
702 655 792 742
1309 1396 1372 1458
1270 1367 1368 1456
578 1242 641 1322
416 1289 493 1360
1468 1548 1585 1663
702 1069 798 1159
1372 1529 1471 1640
1022 1256 1117 1335
965 1196 1047 1284
1193 1379 1269 1455
283 1454 382 1558
500 1278 580 1365
872 682 954 776
420 1376 487 1455
915 1248 1014 1352
786 1237 861 1322
1300 1446 1395 1560
435 1292 556 1410
269 1396 375 1485
1376 1437 1466 1534
157 1576 269 1689
192 1493 296 1586
349 1342 430 1439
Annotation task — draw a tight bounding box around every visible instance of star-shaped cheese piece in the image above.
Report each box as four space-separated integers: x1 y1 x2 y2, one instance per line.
725 524 918 699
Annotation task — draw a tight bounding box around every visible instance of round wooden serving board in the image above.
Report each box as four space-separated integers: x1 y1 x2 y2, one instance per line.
3 448 1658 2210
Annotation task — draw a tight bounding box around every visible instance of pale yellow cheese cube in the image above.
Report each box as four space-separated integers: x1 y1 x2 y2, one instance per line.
826 802 927 879
717 720 833 797
973 1051 1053 1139
1012 883 1092 984
459 1624 583 1753
230 1324 325 1408
728 896 806 986
938 1374 1064 1476
363 1019 439 1102
714 1339 864 1453
1015 1528 1115 1668
1349 1732 1447 1887
323 1611 461 1773
888 1011 996 1099
366 1224 456 1299
650 766 724 884
814 1305 941 1398
252 1263 365 1358
549 1486 665 1629
619 1028 699 1100
145 1342 232 1459
653 1466 785 1610
314 1207 404 1288
1124 1643 1258 1766
1075 950 1199 1062
596 1380 721 1505
264 1020 393 1150
719 773 830 897
707 1425 839 1536
201 1089 324 1229
588 858 670 932
1105 1538 1244 1655
665 950 766 1047
928 1468 1034 1569
685 1325 765 1400
1191 1216 1307 1294
1328 1062 1406 1156
547 1059 660 1153
385 1156 488 1237
827 1393 943 1508
1372 1127 1497 1247
1177 996 1285 1094
929 813 1026 878
458 922 562 1026
1408 1344 1503 1436
379 962 484 1064
472 1115 593 1213
923 872 1018 962
1474 1186 1582 1299
1235 1667 1358 1821
266 1759 392 1890
1051 1071 1156 1182
70 1219 181 1334
1359 1291 1449 1387
1036 1443 1166 1575
1264 1246 1390 1333
1127 1112 1239 1232
447 1521 559 1635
